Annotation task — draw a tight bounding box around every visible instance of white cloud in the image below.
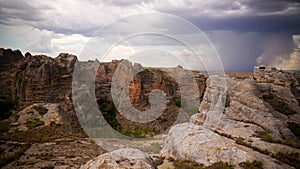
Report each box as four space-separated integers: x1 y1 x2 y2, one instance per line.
256 33 295 67
276 35 300 70
277 49 300 70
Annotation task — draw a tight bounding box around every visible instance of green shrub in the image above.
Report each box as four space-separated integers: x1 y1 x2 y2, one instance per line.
175 99 182 107
0 121 9 134
25 118 44 129
133 127 143 138
187 106 199 115
173 159 203 169
173 160 233 169
239 160 263 169
123 127 132 137
142 68 149 72
154 156 165 166
97 98 122 132
256 129 272 142
0 99 14 120
34 106 48 116
0 111 12 121
236 137 246 145
224 96 230 108
206 162 234 169
287 122 300 140
143 127 151 133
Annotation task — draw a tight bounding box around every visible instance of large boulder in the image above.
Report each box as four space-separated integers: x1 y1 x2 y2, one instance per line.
173 67 300 168
80 148 156 169
161 123 294 169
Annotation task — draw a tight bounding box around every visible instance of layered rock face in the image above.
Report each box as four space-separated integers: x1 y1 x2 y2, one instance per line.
4 47 300 169
253 65 300 117
1 48 207 137
13 52 77 107
94 59 207 135
163 66 300 168
0 48 23 101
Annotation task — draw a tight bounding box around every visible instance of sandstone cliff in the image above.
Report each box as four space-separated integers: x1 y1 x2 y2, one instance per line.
0 48 23 102
162 66 300 169
2 47 300 169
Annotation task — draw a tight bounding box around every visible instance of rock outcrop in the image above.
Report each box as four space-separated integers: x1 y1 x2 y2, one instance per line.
161 123 294 169
13 52 77 107
81 148 156 169
0 48 23 101
164 66 300 168
9 103 63 131
2 47 300 169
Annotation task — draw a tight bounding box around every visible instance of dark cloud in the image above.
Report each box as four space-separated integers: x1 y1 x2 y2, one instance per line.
157 0 300 33
1 0 299 70
1 0 299 34
0 0 50 25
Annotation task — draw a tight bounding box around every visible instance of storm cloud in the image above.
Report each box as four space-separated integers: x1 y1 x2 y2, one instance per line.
0 0 299 71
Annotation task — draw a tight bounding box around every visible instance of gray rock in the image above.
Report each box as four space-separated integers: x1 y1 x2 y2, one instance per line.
81 148 156 169
161 123 294 169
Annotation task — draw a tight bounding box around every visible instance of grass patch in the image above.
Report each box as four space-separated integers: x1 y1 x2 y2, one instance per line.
2 124 68 142
173 160 234 169
154 156 165 166
187 106 199 115
0 143 31 167
175 98 183 107
255 129 272 142
205 162 234 169
25 118 44 129
33 106 48 116
239 160 263 169
122 126 153 138
236 137 246 145
173 159 204 169
142 68 149 72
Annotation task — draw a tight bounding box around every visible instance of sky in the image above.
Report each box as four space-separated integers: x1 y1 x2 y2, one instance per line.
0 0 300 71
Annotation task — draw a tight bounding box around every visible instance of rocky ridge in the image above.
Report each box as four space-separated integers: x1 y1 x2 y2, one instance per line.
161 65 300 169
0 48 206 168
1 47 300 169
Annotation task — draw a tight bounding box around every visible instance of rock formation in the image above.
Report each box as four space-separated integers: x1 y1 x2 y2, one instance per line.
162 65 300 168
1 47 300 169
81 148 156 169
0 48 23 101
13 52 77 107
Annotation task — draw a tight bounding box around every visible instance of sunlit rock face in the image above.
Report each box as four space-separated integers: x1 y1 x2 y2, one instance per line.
168 66 300 169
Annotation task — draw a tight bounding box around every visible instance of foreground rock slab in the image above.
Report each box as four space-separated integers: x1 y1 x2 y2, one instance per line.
81 148 157 169
161 123 294 169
